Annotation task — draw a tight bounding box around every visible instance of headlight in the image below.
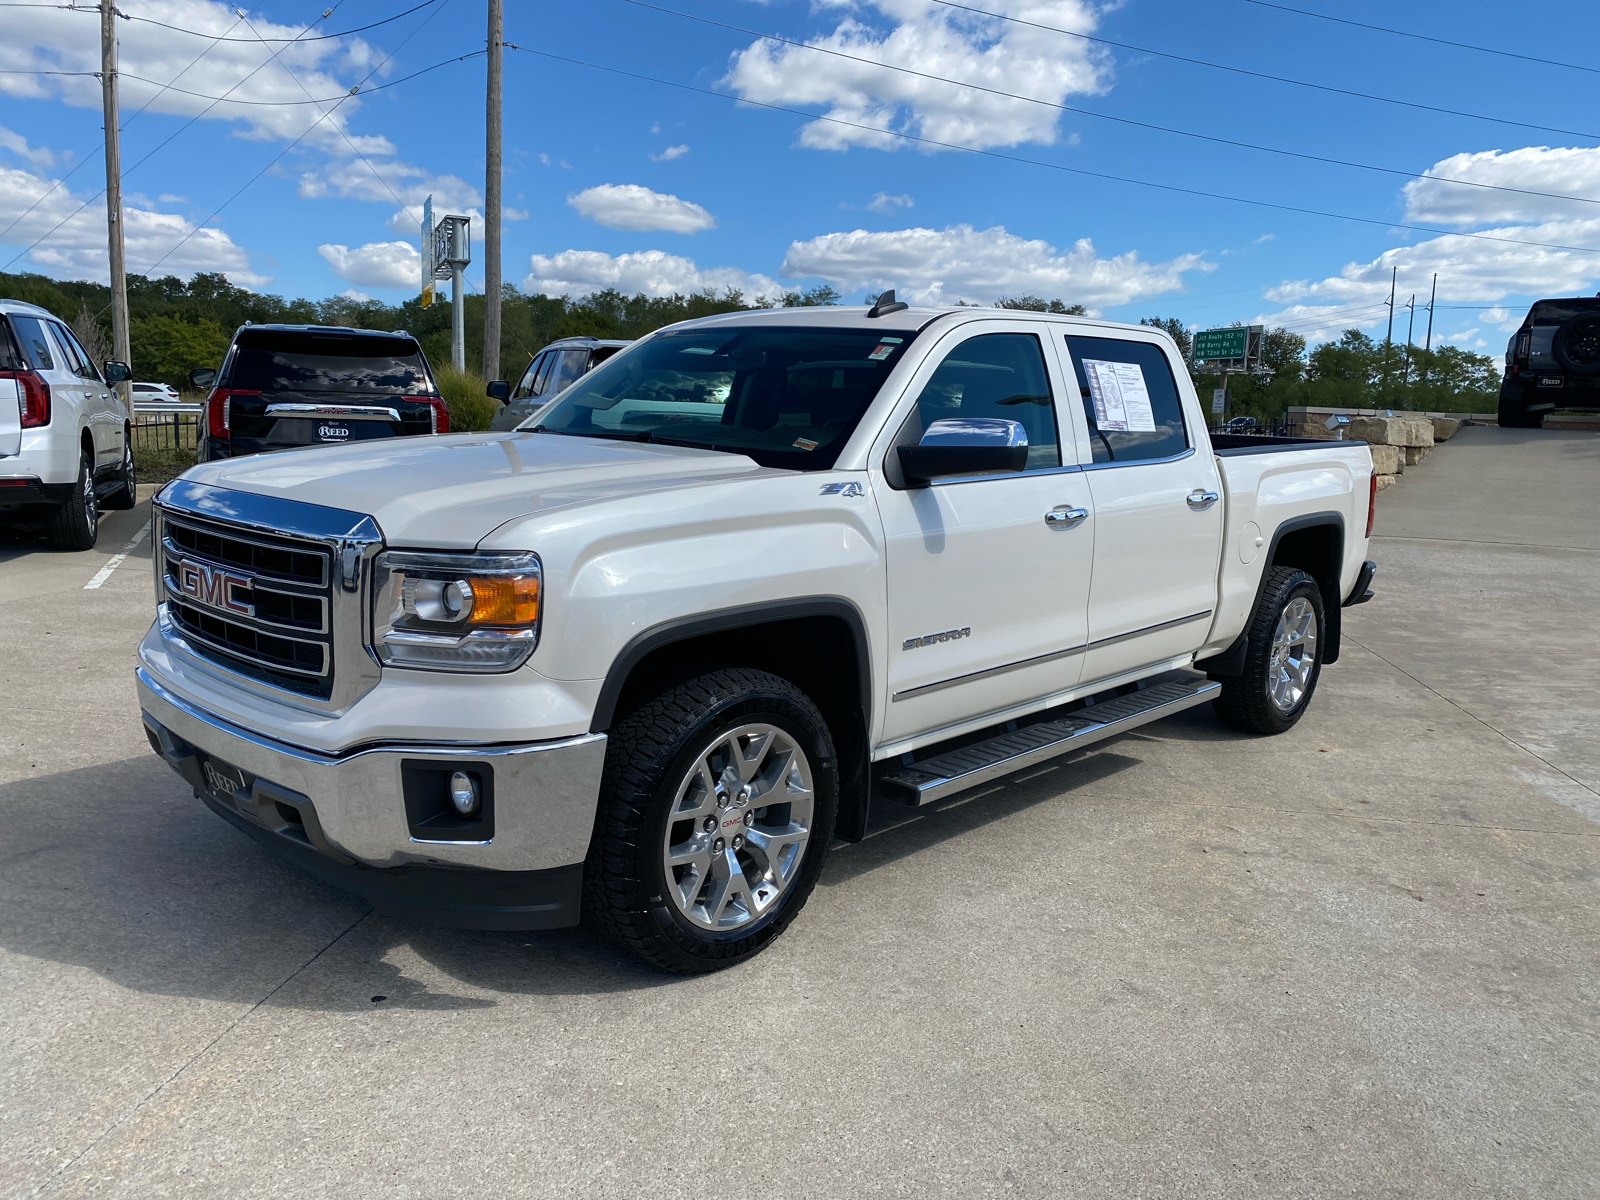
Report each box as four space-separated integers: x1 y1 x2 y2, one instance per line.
372 551 541 672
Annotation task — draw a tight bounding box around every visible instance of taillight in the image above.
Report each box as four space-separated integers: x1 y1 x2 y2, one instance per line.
204 388 260 439
3 370 51 427
410 396 449 434
1366 470 1378 539
1512 329 1531 365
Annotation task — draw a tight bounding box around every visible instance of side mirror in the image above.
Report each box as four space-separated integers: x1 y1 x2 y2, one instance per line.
103 360 131 383
897 418 1029 484
486 379 511 403
189 367 216 390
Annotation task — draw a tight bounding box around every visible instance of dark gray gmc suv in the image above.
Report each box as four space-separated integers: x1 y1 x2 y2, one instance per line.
1499 297 1600 428
192 325 448 460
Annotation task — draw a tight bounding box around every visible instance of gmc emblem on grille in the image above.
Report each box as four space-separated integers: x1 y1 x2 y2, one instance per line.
175 559 254 617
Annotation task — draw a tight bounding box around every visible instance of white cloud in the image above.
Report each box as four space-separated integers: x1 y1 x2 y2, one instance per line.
781 224 1210 311
339 288 373 302
1254 145 1600 345
1 162 264 286
567 184 716 234
1404 146 1600 228
724 0 1109 152
866 192 914 214
0 126 54 169
650 144 691 162
525 249 780 300
0 0 388 150
317 241 420 291
503 207 530 221
1253 233 1275 244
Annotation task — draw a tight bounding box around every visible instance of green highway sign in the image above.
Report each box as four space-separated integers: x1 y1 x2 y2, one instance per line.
1195 327 1249 361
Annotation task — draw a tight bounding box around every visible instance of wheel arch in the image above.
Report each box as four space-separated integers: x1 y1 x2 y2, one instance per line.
590 598 875 842
1200 511 1345 676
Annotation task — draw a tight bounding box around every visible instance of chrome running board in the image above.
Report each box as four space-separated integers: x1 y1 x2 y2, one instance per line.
876 677 1221 807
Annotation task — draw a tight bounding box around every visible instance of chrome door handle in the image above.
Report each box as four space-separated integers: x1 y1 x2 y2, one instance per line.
1045 506 1089 527
1186 490 1220 509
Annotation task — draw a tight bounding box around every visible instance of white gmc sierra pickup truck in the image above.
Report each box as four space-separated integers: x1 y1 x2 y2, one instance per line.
137 299 1377 973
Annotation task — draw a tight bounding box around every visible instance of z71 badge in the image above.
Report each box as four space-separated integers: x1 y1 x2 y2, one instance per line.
903 627 971 650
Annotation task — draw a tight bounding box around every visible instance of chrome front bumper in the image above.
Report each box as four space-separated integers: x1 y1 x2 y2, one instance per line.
137 667 607 926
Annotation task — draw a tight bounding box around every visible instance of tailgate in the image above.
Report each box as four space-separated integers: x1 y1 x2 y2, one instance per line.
233 394 433 446
0 375 20 457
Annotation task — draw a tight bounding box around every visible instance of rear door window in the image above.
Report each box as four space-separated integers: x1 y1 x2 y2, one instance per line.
228 331 431 394
513 352 548 400
52 322 102 381
1062 335 1190 464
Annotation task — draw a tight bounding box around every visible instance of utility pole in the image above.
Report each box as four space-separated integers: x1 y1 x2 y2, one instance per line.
100 0 130 390
482 0 503 382
1424 272 1437 352
1402 294 1416 385
1382 265 1397 397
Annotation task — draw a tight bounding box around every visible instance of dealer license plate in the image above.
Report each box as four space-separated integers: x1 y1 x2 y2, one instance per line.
200 756 247 798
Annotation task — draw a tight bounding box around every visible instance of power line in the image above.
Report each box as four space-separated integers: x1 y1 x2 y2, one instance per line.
130 0 457 284
1242 0 1600 77
919 0 1600 142
502 43 1600 257
0 0 440 42
116 52 477 105
623 0 1600 210
2 7 264 268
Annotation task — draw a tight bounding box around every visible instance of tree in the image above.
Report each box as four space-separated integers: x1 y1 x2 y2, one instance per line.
1257 327 1307 383
996 295 1087 314
780 284 842 307
129 314 231 388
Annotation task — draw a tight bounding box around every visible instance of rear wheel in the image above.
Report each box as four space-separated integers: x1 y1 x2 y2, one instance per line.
1498 388 1544 429
47 450 99 551
584 668 837 973
1212 567 1324 735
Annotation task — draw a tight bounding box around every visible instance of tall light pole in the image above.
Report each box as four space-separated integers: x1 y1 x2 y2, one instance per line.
483 0 503 382
100 0 131 388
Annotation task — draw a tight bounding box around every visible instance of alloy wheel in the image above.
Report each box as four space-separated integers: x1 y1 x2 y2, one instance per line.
1266 596 1317 713
661 723 814 932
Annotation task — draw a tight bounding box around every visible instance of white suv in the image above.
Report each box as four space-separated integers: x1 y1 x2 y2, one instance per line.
0 299 137 548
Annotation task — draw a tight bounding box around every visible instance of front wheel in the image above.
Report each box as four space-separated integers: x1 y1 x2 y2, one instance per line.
584 668 837 974
1212 566 1325 735
103 427 136 510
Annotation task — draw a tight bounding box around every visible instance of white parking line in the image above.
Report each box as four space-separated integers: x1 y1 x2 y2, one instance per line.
84 520 151 590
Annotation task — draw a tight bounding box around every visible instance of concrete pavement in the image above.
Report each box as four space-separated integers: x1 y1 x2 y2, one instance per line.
1 431 1596 1198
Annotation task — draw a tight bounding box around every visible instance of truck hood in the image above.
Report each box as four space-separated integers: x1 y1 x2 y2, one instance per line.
177 431 774 547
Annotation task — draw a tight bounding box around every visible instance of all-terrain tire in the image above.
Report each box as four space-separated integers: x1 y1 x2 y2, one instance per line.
1498 390 1544 429
584 668 837 974
47 450 99 550
1211 566 1325 736
103 427 136 510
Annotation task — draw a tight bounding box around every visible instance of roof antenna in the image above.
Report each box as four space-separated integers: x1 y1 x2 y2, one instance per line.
866 289 908 318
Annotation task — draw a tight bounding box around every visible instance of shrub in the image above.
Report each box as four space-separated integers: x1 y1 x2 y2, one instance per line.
432 364 498 432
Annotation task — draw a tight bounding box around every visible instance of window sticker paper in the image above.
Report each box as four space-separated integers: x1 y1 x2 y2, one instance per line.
867 343 894 361
1082 359 1157 432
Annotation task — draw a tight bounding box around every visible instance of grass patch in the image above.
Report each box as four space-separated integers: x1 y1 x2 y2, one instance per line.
137 446 198 484
433 365 498 432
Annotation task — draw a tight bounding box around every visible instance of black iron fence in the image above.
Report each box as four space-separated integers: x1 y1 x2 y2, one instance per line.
1210 422 1295 437
132 404 201 455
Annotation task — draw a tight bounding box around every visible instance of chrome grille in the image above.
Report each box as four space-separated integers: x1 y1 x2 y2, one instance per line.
160 511 336 698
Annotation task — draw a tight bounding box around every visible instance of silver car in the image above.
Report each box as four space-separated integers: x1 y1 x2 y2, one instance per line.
488 337 630 431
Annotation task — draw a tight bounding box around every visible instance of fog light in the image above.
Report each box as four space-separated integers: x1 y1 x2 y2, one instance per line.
448 770 479 815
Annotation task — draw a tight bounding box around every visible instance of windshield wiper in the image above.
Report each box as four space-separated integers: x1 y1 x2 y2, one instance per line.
527 425 730 453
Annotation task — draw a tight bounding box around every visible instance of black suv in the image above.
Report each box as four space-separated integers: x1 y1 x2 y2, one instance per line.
1499 297 1600 428
487 336 630 431
191 325 447 460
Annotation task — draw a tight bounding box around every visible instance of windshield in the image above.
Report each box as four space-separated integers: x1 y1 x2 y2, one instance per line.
229 331 433 394
526 325 921 469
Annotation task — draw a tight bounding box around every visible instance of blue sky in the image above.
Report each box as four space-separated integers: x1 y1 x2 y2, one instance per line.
4 0 1599 352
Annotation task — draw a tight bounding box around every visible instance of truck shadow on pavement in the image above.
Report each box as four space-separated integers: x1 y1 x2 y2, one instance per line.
1 715 1247 1005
